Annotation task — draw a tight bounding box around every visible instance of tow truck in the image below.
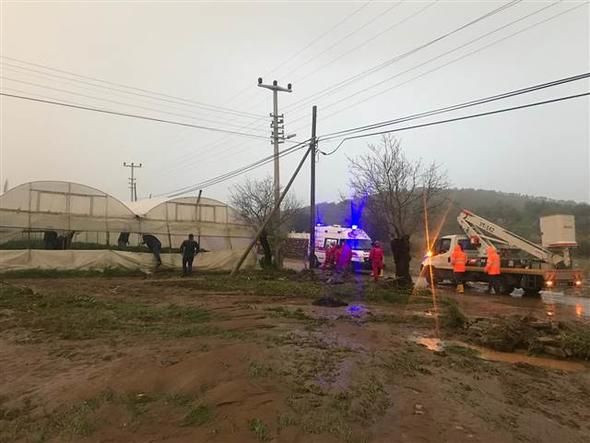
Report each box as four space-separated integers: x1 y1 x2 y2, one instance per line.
421 210 584 296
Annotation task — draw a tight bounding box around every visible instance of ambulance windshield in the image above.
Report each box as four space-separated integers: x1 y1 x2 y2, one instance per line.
343 239 373 251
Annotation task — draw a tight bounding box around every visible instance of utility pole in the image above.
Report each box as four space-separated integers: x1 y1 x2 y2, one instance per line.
123 162 142 202
309 106 317 270
231 144 312 275
257 77 293 267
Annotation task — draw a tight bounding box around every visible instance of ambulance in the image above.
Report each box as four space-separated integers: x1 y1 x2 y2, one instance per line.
289 224 374 269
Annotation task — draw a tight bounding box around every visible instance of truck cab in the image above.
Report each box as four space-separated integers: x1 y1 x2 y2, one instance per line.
421 235 480 281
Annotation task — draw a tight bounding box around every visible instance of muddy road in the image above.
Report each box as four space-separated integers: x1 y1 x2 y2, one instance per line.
1 274 589 443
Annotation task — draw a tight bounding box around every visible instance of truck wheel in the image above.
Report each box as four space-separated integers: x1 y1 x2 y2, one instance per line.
500 285 515 295
423 267 439 287
523 288 541 297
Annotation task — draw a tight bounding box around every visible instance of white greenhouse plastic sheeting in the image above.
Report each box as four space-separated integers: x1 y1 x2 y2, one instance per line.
0 249 255 272
0 181 256 271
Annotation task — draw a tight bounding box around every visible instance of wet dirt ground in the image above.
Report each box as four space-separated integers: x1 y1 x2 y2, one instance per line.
1 275 589 442
428 279 590 323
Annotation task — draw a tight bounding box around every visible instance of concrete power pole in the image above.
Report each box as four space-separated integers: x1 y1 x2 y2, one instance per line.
309 106 317 270
123 162 142 202
257 77 292 267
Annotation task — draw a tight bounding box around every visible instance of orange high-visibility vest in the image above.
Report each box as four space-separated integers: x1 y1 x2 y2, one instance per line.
485 250 501 275
451 246 467 273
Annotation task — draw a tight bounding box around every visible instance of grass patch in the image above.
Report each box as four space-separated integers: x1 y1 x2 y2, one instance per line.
0 283 212 340
0 267 146 279
248 361 273 378
0 390 214 442
249 418 271 441
181 404 212 427
264 306 310 320
442 300 467 330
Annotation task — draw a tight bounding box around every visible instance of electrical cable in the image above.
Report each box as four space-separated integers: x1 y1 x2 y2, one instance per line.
283 0 522 113
0 56 264 119
267 0 372 76
295 1 438 84
319 72 589 140
0 76 269 132
300 0 570 123
288 1 404 79
160 89 588 196
0 92 276 140
160 138 312 197
168 0 523 173
282 0 574 129
318 92 590 156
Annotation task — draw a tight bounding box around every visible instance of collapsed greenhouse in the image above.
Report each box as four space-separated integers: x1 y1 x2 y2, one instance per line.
0 181 256 271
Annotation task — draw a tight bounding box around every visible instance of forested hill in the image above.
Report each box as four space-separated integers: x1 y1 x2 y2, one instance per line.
291 189 590 255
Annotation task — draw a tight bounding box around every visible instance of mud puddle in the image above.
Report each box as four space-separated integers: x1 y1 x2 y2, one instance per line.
414 337 586 372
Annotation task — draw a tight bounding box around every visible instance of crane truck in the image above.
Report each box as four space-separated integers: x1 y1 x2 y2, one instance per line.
420 210 584 296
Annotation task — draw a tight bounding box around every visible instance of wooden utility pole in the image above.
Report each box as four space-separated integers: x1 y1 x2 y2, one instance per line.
231 145 312 276
308 106 317 270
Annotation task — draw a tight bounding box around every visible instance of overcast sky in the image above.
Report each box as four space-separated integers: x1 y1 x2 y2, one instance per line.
1 0 589 205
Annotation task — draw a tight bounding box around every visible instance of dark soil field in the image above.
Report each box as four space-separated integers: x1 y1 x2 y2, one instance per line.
1 271 589 443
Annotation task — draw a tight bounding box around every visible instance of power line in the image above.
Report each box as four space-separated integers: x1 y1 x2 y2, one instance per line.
0 76 269 132
301 0 567 122
162 0 522 176
160 89 588 196
268 0 372 76
319 92 590 155
0 92 275 140
294 1 437 84
161 138 312 197
319 72 589 140
204 1 371 115
283 0 575 129
283 0 522 113
0 56 264 119
288 1 404 79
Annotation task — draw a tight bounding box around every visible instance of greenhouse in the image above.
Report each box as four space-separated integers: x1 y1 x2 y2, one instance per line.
0 181 255 271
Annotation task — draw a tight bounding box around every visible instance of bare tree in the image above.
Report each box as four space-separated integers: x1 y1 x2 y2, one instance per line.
230 176 300 268
349 135 448 286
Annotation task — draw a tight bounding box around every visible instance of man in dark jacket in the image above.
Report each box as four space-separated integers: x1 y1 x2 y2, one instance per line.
180 233 200 275
142 234 162 267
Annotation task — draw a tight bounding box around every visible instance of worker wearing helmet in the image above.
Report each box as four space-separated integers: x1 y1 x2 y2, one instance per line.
484 246 501 294
369 241 385 282
451 244 467 293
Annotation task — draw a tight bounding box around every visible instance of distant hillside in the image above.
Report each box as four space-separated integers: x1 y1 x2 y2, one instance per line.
290 189 590 256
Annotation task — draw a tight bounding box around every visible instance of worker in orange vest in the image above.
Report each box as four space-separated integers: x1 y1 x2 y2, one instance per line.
369 241 385 282
484 246 501 294
451 244 467 293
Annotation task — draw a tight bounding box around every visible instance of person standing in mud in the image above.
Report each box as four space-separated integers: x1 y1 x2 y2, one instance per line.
369 241 385 282
451 244 467 293
323 242 337 270
180 233 200 275
337 242 352 273
485 246 501 294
